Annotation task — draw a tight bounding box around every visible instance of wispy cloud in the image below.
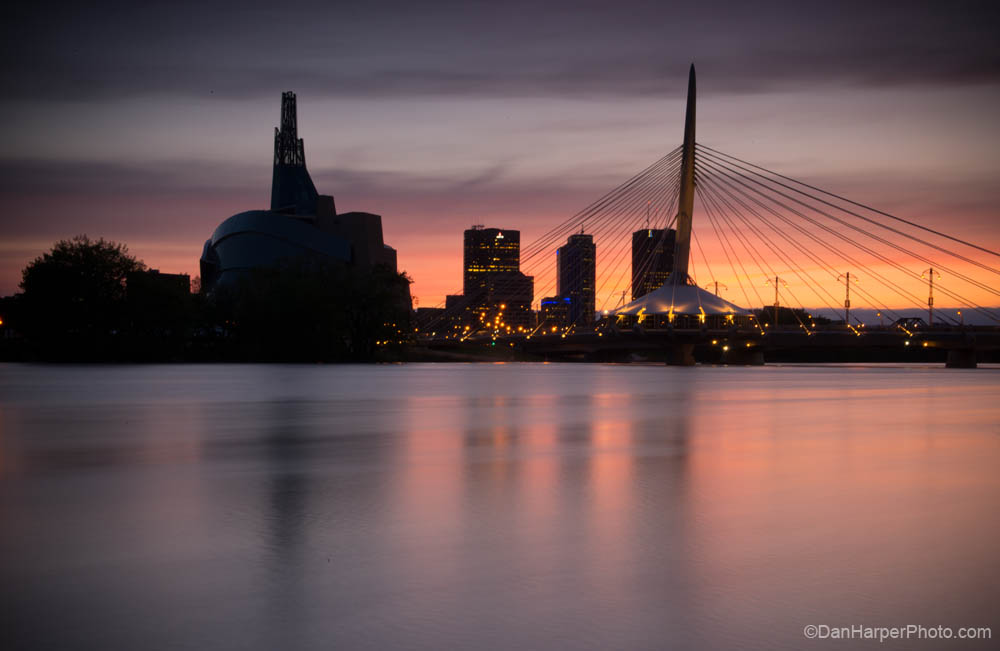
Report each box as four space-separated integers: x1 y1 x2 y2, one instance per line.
3 1 998 102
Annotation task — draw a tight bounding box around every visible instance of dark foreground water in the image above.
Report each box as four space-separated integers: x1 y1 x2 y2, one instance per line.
2 363 998 650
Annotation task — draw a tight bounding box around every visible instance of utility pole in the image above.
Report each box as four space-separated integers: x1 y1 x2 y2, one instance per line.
705 281 727 296
837 272 858 325
921 268 940 325
773 277 780 326
765 276 787 326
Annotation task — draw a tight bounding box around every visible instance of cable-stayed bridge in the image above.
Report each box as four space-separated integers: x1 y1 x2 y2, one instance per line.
419 66 1000 367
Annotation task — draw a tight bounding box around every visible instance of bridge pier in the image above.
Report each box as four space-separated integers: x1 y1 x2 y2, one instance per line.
946 348 977 369
667 344 696 366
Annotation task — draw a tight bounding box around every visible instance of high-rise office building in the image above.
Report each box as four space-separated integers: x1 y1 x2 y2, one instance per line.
463 226 521 296
453 225 534 332
557 233 596 326
632 228 676 299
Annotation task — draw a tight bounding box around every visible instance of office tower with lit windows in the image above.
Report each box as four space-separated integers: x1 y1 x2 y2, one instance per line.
557 232 596 326
463 226 521 295
631 228 675 299
455 225 533 331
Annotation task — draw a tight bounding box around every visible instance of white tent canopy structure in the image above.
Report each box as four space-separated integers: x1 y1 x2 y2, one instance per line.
615 282 751 317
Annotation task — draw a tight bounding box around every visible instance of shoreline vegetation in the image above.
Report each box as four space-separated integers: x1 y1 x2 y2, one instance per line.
0 236 413 363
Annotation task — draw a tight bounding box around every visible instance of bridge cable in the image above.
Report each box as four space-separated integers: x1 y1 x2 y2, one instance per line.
594 164 682 312
696 176 816 332
697 179 756 310
697 144 1000 263
519 147 682 261
697 147 1000 297
697 178 768 310
599 171 682 312
697 155 959 323
696 166 848 320
697 165 903 324
698 154 998 323
695 155 994 324
601 165 683 312
532 156 684 313
696 172 812 315
699 172 852 332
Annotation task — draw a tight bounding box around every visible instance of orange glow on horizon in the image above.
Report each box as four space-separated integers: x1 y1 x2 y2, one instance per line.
2 195 997 319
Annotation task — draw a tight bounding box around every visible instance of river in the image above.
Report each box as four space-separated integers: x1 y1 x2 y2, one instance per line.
2 363 998 649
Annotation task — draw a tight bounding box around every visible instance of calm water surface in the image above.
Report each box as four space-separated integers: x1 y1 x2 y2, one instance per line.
2 363 999 650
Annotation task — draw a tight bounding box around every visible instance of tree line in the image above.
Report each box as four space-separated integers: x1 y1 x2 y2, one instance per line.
0 236 412 362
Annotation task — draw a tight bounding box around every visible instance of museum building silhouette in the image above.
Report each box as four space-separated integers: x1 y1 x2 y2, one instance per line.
200 92 397 290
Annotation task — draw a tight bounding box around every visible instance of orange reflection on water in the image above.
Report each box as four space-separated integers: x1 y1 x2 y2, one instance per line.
583 417 638 604
680 377 1000 643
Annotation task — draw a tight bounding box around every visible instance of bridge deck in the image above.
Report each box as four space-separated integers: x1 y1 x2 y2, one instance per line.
423 325 1000 356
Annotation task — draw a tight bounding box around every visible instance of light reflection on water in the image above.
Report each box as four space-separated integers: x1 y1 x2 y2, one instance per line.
1 363 999 650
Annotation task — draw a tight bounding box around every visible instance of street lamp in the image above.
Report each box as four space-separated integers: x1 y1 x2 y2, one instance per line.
921 268 940 325
837 272 859 325
705 281 728 296
764 276 788 326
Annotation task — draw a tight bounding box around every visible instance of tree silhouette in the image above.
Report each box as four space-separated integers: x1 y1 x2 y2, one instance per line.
11 236 412 362
19 236 145 358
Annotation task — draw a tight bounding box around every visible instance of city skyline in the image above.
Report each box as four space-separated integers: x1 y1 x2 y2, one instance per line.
1 1 998 311
2 6 999 647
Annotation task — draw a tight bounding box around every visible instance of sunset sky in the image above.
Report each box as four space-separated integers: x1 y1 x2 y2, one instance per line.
1 0 998 312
